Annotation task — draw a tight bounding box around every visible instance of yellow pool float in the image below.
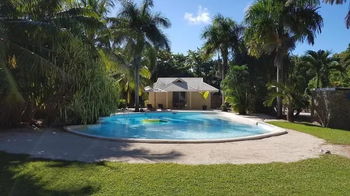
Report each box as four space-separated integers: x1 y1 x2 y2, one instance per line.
142 119 167 123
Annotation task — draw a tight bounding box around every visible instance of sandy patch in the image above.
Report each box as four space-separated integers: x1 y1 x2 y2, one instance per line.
0 127 345 164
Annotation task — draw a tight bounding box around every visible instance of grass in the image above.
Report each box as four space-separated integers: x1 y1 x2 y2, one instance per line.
2 120 350 195
1 152 350 195
268 121 350 145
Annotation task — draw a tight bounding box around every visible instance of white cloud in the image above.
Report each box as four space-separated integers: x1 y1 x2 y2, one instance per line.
184 6 211 25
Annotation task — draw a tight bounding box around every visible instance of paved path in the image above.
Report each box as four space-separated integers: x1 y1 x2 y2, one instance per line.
1 125 348 164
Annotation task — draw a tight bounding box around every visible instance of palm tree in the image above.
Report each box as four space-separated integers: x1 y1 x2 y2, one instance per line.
76 0 116 48
110 0 170 111
245 0 323 118
264 82 305 122
201 15 243 104
0 0 104 102
303 50 342 88
0 0 118 126
112 47 153 106
0 0 106 71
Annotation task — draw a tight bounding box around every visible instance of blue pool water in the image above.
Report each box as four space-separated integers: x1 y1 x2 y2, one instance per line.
73 112 270 141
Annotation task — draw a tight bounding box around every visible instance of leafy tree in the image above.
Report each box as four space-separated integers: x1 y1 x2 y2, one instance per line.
110 0 170 112
186 50 220 88
245 0 323 118
150 49 220 88
231 39 277 113
149 50 193 81
222 65 252 114
0 0 119 126
332 46 350 86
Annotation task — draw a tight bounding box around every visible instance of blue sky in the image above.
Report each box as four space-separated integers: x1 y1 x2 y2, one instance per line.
114 0 350 55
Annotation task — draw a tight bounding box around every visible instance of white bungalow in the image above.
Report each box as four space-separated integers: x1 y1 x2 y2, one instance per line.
145 77 219 110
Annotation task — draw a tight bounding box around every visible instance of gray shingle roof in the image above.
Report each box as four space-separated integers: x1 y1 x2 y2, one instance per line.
145 77 219 92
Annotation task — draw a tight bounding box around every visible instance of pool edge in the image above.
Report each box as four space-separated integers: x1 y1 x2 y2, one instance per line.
64 112 288 144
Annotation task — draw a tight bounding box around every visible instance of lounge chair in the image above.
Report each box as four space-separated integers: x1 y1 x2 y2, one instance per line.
146 104 156 111
158 104 164 110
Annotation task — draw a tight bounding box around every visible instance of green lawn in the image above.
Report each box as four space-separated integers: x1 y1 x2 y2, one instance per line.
1 152 350 195
268 121 350 145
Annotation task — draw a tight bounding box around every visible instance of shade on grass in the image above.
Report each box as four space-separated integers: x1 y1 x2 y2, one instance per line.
1 152 350 195
268 121 350 145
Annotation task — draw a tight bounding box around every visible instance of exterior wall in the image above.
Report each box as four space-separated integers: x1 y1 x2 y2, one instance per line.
147 92 165 109
166 92 173 108
188 92 212 110
147 92 212 109
147 92 155 107
312 89 350 130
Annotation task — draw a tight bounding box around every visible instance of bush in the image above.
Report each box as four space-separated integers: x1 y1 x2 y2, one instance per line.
221 102 230 112
1 36 119 126
222 65 252 114
119 99 127 109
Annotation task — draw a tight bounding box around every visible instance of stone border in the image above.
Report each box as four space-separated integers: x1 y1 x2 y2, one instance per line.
64 111 287 143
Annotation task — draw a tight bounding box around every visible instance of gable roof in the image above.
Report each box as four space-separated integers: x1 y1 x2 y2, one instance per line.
145 77 219 92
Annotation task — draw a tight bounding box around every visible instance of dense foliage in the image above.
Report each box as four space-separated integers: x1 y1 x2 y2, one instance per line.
222 65 252 114
0 0 120 127
149 49 221 89
1 0 350 127
245 0 323 117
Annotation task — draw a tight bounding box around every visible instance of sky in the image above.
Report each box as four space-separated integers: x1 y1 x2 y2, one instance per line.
113 0 350 55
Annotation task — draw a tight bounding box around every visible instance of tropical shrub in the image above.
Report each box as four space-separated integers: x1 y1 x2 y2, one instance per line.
264 82 308 122
222 65 252 114
56 39 119 124
332 47 350 87
0 0 119 127
0 62 25 127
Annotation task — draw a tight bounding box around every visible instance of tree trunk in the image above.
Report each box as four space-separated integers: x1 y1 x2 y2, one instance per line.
221 63 225 104
287 105 294 122
310 95 314 118
134 56 141 112
274 53 283 119
276 66 282 118
221 51 228 105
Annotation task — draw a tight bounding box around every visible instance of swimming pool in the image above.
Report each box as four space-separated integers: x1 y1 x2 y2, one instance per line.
65 112 286 143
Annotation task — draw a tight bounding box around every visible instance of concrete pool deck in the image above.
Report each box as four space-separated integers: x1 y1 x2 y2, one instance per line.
0 114 349 164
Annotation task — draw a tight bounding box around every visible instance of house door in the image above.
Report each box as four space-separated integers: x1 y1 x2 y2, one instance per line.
173 92 186 108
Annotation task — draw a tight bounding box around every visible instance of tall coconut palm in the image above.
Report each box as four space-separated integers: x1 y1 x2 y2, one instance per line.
75 0 115 47
110 0 170 111
201 15 243 104
112 47 154 106
303 50 342 88
245 0 323 118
